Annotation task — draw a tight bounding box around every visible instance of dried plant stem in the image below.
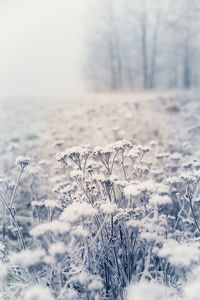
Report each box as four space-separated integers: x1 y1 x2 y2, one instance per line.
0 193 26 250
10 167 24 210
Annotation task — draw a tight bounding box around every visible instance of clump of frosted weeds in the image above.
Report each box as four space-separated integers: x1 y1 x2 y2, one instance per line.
2 137 200 300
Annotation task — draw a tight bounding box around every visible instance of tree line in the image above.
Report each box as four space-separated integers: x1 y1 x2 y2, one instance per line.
86 0 200 91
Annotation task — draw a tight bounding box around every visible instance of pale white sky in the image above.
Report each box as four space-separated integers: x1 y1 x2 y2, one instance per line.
0 0 90 98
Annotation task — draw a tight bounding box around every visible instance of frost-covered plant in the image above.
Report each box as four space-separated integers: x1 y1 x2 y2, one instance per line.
2 136 200 300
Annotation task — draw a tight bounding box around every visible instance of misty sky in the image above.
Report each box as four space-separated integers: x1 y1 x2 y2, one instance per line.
0 0 90 98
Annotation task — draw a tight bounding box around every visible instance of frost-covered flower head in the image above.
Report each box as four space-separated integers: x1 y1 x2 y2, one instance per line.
16 156 30 169
194 170 200 180
53 140 65 148
184 279 200 300
44 199 61 209
128 147 141 159
70 170 85 180
60 201 97 223
138 180 156 193
170 152 182 161
141 145 151 154
30 220 70 237
158 240 200 267
124 184 140 197
55 152 67 164
149 194 172 206
71 225 89 238
9 249 48 268
126 219 141 229
88 276 103 291
48 242 66 257
167 176 181 186
52 182 70 193
127 281 167 300
58 287 78 300
156 152 170 159
31 201 45 207
181 173 196 184
65 145 92 160
24 285 54 300
100 201 118 214
111 140 133 151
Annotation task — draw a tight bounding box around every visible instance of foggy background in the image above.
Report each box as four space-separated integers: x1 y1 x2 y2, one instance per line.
0 0 200 99
0 0 89 99
87 0 200 91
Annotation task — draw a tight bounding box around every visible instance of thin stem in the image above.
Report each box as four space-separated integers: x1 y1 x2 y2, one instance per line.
2 203 6 243
121 150 127 180
189 201 200 233
127 153 145 180
0 193 26 250
10 167 24 209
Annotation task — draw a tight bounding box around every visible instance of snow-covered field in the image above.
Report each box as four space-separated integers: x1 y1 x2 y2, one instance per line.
1 91 200 300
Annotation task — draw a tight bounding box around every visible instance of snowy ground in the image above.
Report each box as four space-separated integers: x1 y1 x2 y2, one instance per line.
1 91 199 165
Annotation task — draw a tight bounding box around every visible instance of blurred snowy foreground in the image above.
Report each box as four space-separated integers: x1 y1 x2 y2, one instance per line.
1 92 200 299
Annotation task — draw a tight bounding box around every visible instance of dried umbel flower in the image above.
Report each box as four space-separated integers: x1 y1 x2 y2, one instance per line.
141 145 151 154
70 170 85 180
167 176 181 186
181 173 196 184
156 152 170 159
111 140 133 151
65 145 92 160
15 156 30 169
53 140 65 148
128 148 140 159
55 152 67 164
170 152 181 161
